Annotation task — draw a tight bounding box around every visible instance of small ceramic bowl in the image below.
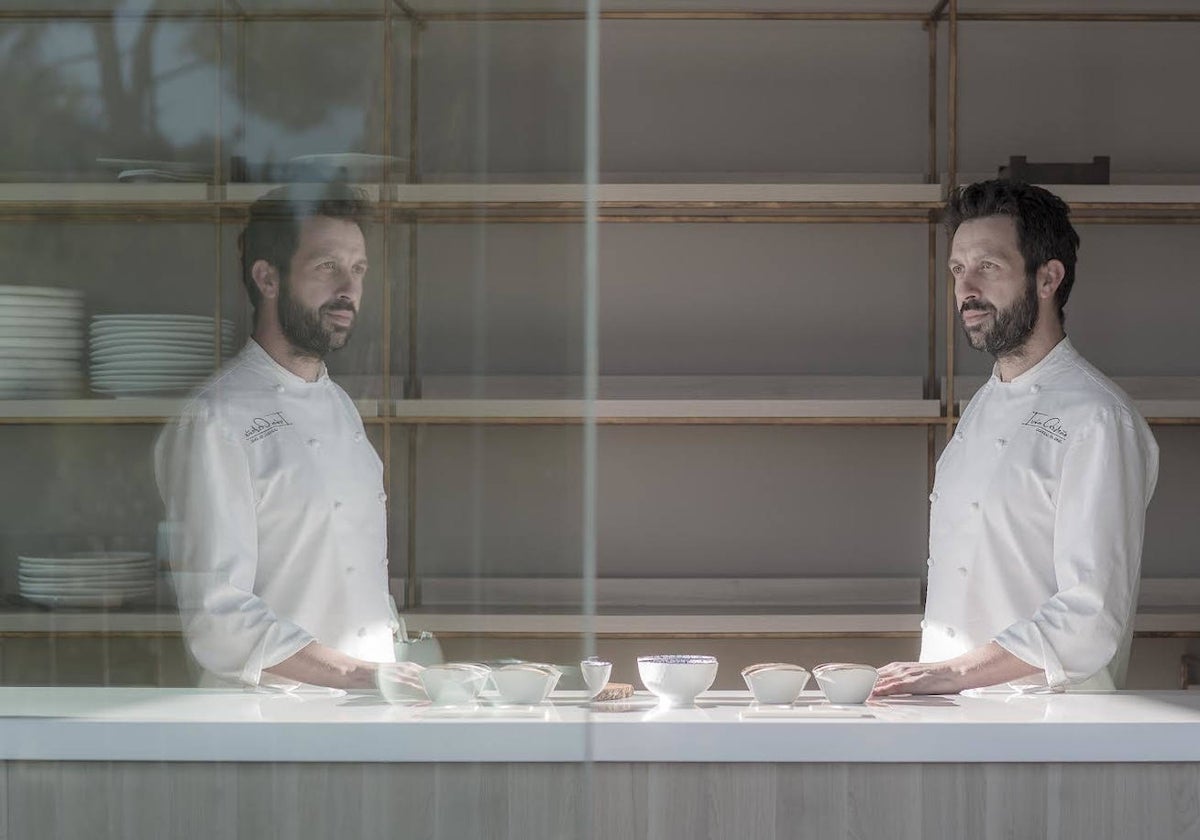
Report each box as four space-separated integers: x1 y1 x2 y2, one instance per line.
580 657 613 699
637 655 718 708
419 663 491 706
741 662 811 705
376 662 428 704
491 663 562 705
812 662 878 705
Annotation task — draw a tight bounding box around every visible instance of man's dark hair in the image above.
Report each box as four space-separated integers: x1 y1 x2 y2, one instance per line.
239 183 370 320
944 179 1081 323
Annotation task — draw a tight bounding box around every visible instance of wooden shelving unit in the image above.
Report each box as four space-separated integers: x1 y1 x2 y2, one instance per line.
1 0 1198 645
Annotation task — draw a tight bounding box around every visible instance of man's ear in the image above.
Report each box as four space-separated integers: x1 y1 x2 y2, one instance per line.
1039 259 1065 301
251 260 279 302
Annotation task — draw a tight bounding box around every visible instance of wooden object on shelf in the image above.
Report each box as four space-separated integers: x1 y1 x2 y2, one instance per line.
999 155 1111 184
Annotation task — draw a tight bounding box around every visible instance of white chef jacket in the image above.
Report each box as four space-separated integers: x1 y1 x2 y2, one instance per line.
154 339 395 686
921 337 1158 691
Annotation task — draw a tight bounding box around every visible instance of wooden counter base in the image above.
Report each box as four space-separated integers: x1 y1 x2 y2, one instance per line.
5 760 1198 840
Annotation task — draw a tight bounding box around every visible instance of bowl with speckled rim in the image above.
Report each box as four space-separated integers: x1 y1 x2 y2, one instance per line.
637 655 718 708
812 663 878 705
741 663 810 705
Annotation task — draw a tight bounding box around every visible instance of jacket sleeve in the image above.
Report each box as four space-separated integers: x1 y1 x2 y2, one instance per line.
992 408 1159 687
154 401 314 686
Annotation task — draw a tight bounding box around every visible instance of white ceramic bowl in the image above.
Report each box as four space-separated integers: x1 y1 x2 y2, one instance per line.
419 663 491 706
376 662 428 704
580 658 613 698
637 655 718 708
812 663 878 705
741 663 810 705
491 663 562 705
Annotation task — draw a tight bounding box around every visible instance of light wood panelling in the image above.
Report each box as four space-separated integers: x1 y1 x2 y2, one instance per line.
6 761 1200 840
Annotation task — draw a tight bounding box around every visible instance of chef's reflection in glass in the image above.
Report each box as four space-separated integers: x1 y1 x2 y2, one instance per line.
155 184 401 690
874 180 1159 697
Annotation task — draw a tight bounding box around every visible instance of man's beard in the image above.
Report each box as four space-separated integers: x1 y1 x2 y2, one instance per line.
277 278 356 359
961 274 1039 359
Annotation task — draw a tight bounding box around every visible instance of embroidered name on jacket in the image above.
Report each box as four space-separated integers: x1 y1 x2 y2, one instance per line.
1021 411 1068 443
244 411 292 443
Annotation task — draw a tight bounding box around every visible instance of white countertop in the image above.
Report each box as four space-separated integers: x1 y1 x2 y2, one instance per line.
1 687 1198 764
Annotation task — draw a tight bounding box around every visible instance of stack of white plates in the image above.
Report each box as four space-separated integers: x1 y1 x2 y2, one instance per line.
0 285 86 399
17 551 156 609
89 314 237 396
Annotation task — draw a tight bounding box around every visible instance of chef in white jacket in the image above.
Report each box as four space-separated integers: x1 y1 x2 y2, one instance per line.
874 180 1158 696
155 184 396 689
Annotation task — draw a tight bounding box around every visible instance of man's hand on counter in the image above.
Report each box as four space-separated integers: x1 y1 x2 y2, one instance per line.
264 642 381 689
872 642 1042 697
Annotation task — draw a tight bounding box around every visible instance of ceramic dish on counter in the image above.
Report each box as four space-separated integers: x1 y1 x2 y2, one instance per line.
812 663 879 705
637 654 718 708
376 662 428 704
580 657 613 699
419 663 491 707
490 663 562 705
741 662 811 705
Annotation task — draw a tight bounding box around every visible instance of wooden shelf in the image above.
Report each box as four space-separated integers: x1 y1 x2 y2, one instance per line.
0 398 380 424
950 375 1200 422
390 182 944 218
394 375 941 423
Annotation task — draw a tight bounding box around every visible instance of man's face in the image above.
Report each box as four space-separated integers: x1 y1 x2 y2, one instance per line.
277 216 368 359
949 216 1039 358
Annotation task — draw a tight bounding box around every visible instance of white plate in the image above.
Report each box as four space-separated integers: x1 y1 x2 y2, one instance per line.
0 360 83 374
92 314 234 326
18 551 151 565
20 580 156 593
90 332 236 346
0 378 83 387
0 389 82 399
0 336 84 350
19 561 157 573
0 355 83 366
0 300 85 314
96 158 209 175
0 285 84 300
21 591 150 609
0 326 85 340
91 348 228 362
19 569 156 582
91 359 214 372
0 314 87 328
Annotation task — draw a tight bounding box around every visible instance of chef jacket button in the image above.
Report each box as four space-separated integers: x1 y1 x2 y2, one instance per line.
969 501 980 511
946 627 956 638
346 565 356 574
356 627 367 638
919 620 928 630
929 492 939 503
926 557 934 567
377 492 387 503
307 438 320 449
957 566 968 577
354 432 364 443
995 438 1007 449
954 431 965 442
274 384 285 393
333 500 343 511
1030 384 1042 394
